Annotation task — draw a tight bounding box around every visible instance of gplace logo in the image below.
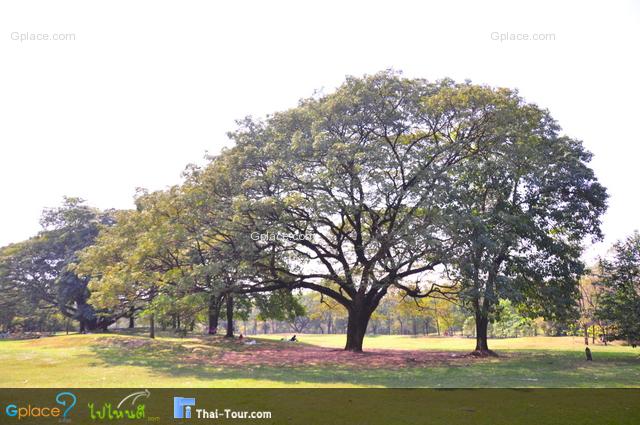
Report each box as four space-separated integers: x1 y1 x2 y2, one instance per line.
3 391 77 420
173 397 196 419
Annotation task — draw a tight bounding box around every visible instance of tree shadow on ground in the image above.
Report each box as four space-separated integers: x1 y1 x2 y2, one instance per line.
85 335 640 387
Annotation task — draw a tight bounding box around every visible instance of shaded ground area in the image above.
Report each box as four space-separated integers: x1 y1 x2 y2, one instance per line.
2 333 639 387
102 336 481 369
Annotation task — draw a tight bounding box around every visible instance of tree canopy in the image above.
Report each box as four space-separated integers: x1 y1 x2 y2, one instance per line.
0 71 613 354
219 71 607 351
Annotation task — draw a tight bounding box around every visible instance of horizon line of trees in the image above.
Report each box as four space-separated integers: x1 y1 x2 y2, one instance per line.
1 71 638 353
0 197 636 347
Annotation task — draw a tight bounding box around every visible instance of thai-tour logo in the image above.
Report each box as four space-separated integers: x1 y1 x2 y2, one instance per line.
173 397 196 419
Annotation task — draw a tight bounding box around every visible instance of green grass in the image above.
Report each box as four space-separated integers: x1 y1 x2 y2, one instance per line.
1 333 639 388
260 333 622 351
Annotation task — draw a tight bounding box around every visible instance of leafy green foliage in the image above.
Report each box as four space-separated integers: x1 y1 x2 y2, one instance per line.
443 94 608 351
596 232 640 345
0 198 114 331
0 72 611 353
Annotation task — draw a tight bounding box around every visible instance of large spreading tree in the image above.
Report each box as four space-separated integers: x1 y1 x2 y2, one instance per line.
223 71 561 351
0 71 611 355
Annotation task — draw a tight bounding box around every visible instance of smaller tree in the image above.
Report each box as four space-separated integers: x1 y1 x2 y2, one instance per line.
77 191 188 338
577 272 608 345
0 197 117 332
596 232 640 346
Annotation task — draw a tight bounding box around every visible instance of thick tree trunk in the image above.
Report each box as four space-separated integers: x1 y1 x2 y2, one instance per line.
344 304 372 352
225 294 234 338
208 294 223 335
472 310 497 357
96 317 114 332
129 315 135 329
149 313 155 339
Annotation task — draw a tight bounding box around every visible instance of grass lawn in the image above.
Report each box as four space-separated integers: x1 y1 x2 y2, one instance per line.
1 333 639 388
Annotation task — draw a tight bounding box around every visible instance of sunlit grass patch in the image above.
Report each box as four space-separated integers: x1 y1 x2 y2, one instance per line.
1 333 638 388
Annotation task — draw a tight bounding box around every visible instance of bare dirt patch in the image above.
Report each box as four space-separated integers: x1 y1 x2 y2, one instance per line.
185 341 484 369
94 334 498 369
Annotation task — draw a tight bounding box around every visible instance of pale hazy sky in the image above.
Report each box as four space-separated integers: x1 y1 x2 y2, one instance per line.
0 0 638 260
